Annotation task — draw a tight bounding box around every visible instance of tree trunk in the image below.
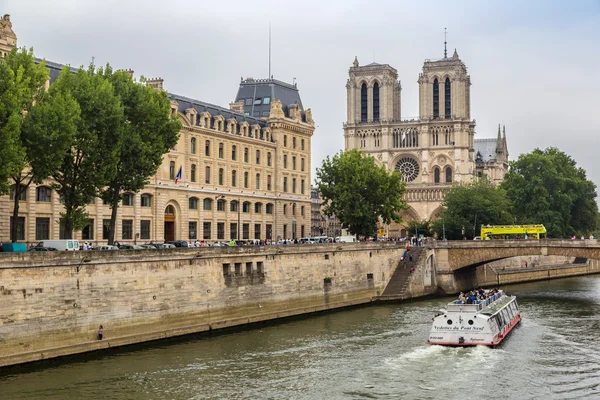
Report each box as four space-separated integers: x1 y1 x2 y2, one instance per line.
63 207 74 239
10 180 23 243
107 189 121 245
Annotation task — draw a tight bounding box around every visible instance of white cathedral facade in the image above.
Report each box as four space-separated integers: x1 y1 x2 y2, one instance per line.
343 48 508 237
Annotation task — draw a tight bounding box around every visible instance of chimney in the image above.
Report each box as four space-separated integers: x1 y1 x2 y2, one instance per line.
146 77 164 91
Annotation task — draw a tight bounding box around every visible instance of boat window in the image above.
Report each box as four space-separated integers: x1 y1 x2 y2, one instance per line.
447 319 453 325
468 319 474 325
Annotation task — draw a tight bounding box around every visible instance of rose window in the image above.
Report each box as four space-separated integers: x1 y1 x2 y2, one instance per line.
395 157 420 182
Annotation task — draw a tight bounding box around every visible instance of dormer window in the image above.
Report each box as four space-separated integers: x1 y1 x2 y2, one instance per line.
263 97 271 105
245 98 253 106
254 98 262 105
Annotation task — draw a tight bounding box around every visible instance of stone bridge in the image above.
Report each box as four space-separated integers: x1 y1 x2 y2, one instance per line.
422 240 600 293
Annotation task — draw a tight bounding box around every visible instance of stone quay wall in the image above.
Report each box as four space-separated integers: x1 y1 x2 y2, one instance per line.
0 243 403 367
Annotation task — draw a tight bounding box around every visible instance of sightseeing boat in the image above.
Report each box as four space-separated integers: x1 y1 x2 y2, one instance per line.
428 289 521 347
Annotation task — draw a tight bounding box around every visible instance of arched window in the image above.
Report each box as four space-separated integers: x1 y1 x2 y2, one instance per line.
189 197 199 210
255 202 263 213
373 82 380 121
266 203 274 214
433 78 440 119
36 186 51 202
10 185 26 201
141 193 152 207
243 201 251 213
446 167 453 183
122 192 134 206
191 137 196 154
170 161 175 180
232 170 237 187
434 167 440 184
217 199 226 211
244 171 249 188
218 168 224 185
191 164 197 182
445 77 451 118
205 166 211 183
360 83 367 122
230 200 238 212
203 198 213 210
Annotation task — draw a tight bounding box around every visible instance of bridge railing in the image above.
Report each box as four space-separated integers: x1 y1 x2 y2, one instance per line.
429 239 599 249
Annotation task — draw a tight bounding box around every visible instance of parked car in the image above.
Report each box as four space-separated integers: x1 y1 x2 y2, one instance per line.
1 243 28 252
28 246 57 252
165 240 189 247
118 244 144 250
154 243 176 249
94 245 119 251
138 244 157 249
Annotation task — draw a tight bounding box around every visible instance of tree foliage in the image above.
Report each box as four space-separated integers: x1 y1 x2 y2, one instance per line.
0 47 49 241
99 69 181 244
501 147 599 237
405 220 432 238
431 180 514 240
316 149 407 238
31 64 123 238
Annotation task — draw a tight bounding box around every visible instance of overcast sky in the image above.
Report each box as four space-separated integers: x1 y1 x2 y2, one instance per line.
5 0 600 189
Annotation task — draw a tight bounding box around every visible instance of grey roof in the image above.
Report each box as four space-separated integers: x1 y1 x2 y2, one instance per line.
365 62 383 66
474 138 498 162
35 58 78 84
234 78 304 119
169 93 267 128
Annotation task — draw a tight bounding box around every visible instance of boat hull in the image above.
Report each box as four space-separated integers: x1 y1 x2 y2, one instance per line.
428 313 521 347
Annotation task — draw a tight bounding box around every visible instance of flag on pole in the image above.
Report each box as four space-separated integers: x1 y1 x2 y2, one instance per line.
175 165 182 183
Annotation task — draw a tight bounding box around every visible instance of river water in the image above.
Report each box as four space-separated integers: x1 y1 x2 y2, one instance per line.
2 275 600 400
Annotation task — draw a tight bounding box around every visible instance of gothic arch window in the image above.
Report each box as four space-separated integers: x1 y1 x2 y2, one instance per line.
373 82 380 122
434 167 440 184
360 83 367 122
445 77 451 118
433 78 440 119
446 167 453 183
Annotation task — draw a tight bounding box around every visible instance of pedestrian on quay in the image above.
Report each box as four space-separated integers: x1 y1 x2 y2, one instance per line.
97 325 104 340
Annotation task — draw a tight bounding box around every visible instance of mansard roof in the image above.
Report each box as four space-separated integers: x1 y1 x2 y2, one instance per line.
169 93 267 127
235 77 304 119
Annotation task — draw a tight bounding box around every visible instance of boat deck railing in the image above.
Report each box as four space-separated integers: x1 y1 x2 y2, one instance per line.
447 291 504 312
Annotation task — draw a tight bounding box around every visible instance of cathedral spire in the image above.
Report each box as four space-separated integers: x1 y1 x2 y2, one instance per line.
503 125 506 139
497 124 501 140
444 27 447 58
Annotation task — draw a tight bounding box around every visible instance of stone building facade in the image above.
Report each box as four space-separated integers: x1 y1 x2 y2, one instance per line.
343 47 508 237
0 16 313 244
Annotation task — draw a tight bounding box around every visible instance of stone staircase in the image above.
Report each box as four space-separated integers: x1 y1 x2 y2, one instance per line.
377 246 424 300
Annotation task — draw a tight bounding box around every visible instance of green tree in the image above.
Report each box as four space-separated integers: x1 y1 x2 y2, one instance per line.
0 48 49 241
501 147 599 237
431 180 514 240
99 69 181 245
316 148 407 238
405 220 432 238
37 64 123 238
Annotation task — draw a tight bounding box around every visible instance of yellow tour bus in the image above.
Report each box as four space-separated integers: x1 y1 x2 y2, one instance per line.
480 224 547 240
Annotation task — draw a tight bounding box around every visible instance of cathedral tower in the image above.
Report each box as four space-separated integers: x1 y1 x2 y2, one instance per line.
346 57 401 124
418 49 471 120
